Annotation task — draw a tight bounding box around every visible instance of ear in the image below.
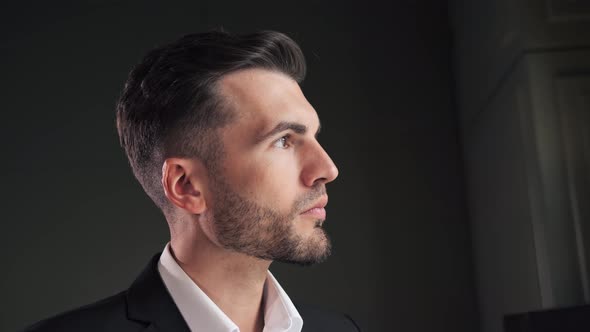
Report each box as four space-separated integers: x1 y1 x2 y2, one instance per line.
161 158 208 214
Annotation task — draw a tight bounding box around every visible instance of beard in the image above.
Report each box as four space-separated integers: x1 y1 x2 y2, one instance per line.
207 174 332 266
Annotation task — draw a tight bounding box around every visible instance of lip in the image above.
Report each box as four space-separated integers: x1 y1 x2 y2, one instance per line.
300 196 328 219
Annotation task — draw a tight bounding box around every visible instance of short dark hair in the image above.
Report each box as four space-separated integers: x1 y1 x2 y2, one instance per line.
115 30 307 214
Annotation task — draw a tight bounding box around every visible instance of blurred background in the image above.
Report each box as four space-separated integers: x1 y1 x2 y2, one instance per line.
2 1 590 331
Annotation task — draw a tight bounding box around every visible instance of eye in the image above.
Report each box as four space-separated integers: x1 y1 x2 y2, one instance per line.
272 135 291 149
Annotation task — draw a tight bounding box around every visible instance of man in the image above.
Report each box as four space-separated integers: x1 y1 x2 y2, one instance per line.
23 30 360 332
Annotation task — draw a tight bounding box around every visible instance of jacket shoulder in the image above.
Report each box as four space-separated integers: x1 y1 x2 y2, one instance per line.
296 303 362 332
21 291 146 332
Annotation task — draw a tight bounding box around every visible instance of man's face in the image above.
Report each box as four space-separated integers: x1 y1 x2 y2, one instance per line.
205 68 339 266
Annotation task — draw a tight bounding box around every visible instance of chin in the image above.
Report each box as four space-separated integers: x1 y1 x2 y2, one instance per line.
304 231 331 261
281 244 331 267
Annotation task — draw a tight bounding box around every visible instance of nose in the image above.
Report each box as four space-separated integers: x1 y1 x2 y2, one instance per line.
300 141 339 187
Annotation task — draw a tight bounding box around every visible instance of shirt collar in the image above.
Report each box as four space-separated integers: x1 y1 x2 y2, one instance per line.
263 270 303 331
157 243 303 332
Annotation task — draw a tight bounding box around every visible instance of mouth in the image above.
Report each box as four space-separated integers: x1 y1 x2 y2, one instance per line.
300 196 328 220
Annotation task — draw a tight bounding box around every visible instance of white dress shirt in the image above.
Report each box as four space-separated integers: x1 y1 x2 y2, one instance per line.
158 243 304 332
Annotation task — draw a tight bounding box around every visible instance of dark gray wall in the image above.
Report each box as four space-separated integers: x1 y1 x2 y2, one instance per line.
451 0 590 331
1 1 477 331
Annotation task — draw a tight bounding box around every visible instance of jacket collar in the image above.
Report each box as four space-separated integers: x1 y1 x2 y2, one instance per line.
125 253 191 332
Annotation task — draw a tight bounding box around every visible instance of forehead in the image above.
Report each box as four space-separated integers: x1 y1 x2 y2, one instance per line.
217 69 319 132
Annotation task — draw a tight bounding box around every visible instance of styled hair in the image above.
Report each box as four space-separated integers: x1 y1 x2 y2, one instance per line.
115 30 307 213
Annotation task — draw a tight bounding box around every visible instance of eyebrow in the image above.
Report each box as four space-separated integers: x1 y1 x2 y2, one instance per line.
256 120 322 143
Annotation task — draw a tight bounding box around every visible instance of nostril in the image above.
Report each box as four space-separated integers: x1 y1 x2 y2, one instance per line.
313 177 328 186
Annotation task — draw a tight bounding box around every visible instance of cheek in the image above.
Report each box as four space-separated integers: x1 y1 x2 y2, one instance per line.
233 155 301 208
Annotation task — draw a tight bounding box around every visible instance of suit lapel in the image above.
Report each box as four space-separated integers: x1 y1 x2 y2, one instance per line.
126 254 191 332
140 324 159 332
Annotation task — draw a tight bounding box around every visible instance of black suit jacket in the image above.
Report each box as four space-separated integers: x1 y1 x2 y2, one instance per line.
22 254 361 332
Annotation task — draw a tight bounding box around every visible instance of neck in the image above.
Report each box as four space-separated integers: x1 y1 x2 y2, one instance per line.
169 224 271 332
